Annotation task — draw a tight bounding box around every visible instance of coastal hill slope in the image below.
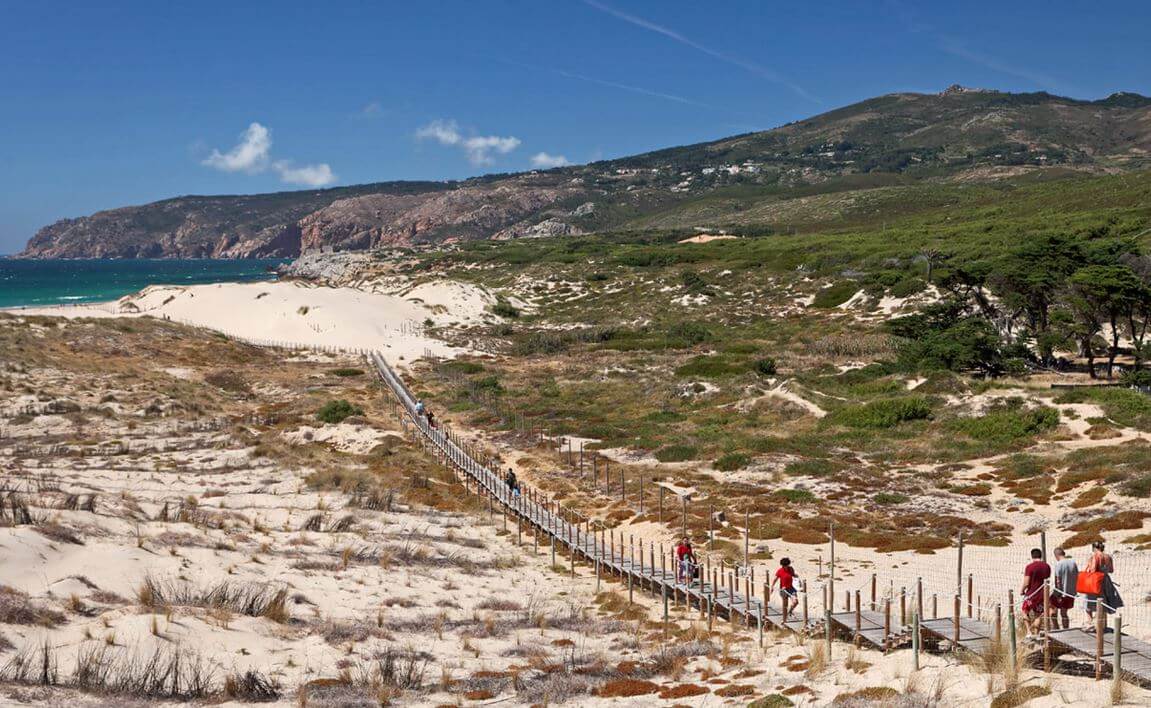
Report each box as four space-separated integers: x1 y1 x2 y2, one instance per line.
20 86 1151 259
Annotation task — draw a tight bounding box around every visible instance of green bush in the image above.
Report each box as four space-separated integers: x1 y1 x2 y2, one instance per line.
491 300 520 318
675 355 745 378
828 397 932 428
329 368 364 377
949 405 1059 441
753 357 777 376
811 281 860 308
874 492 909 505
775 488 817 503
714 452 750 471
644 410 686 423
316 399 364 424
444 361 484 374
666 321 713 345
889 277 927 298
654 445 698 462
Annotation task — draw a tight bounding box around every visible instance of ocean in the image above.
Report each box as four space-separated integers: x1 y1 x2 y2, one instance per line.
0 258 287 308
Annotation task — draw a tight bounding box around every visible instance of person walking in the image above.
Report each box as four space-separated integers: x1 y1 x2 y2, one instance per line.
674 538 696 584
1051 547 1078 630
1084 540 1123 630
505 468 517 493
1020 548 1051 636
772 558 799 623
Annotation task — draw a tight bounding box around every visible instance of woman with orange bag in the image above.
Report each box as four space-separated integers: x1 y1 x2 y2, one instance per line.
1080 539 1123 631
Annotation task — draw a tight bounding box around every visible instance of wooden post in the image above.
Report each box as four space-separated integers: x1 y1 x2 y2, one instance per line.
916 577 923 620
825 604 833 657
802 581 809 626
744 510 750 568
956 532 964 600
1008 589 1017 669
1045 582 1053 673
662 582 668 640
884 598 892 653
592 456 598 487
953 595 961 650
1114 614 1123 691
829 522 835 612
932 593 938 620
659 486 664 524
550 533 556 568
1095 596 1105 679
967 574 973 618
912 610 921 671
994 603 1002 648
900 587 906 627
1040 530 1047 562
745 575 752 628
870 574 877 611
854 590 862 647
620 470 625 502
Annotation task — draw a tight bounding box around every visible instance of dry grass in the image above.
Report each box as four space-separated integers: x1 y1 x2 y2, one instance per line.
0 586 65 627
135 574 289 623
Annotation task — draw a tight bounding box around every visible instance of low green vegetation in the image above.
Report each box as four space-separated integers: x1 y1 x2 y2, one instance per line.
316 399 364 424
827 397 933 429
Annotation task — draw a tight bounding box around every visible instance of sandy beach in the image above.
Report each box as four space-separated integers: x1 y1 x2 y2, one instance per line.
8 279 500 362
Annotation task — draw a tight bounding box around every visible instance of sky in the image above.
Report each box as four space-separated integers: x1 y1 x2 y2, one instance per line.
1 0 1149 254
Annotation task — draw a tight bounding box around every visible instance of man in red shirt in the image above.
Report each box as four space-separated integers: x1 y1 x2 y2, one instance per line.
1020 548 1051 635
675 538 696 584
772 558 799 622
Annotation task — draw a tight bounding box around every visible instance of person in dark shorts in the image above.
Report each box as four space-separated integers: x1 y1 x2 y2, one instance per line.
1020 548 1051 635
772 558 799 622
675 538 697 584
1050 547 1078 629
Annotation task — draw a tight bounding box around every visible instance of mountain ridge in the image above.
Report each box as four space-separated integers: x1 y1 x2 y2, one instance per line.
20 87 1151 259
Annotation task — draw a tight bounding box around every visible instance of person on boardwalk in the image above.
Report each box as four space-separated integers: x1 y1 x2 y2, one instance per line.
674 538 697 584
1084 540 1123 630
1050 547 1078 629
505 468 517 494
425 409 437 429
772 558 799 622
415 399 425 417
1020 548 1050 635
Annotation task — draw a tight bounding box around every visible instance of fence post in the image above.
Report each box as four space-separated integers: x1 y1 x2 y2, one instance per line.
1095 597 1105 679
912 610 921 671
952 595 960 650
1114 614 1123 691
884 598 892 653
1008 589 1017 668
829 521 835 612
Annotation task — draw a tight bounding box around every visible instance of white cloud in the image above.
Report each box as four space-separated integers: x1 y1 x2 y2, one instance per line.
530 152 571 169
201 122 337 187
417 119 521 166
274 161 337 187
202 122 272 173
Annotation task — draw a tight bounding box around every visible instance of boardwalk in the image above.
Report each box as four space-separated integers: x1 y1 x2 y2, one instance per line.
369 351 1151 688
371 352 803 634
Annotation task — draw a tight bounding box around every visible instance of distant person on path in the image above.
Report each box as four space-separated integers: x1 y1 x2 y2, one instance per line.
425 409 436 429
1084 540 1123 629
772 558 799 622
1020 548 1051 635
415 399 425 416
1051 547 1078 629
505 468 517 494
675 538 697 584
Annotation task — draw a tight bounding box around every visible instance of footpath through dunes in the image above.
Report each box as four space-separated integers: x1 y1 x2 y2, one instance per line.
368 350 1151 691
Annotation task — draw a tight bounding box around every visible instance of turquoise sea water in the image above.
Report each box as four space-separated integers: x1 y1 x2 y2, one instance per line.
0 259 287 308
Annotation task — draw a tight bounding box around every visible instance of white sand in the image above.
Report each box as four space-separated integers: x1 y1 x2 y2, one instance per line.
11 280 488 361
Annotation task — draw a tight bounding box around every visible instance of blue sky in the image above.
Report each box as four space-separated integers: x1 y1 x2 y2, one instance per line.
1 0 1149 254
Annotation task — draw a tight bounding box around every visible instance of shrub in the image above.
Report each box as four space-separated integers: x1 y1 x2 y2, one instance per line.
775 489 817 503
828 397 932 428
329 368 364 377
811 281 859 308
949 404 1059 442
204 369 250 394
889 277 927 298
784 459 841 477
666 321 712 345
753 357 777 376
675 355 745 378
655 445 698 462
316 400 364 424
714 453 750 471
491 300 520 318
873 492 908 505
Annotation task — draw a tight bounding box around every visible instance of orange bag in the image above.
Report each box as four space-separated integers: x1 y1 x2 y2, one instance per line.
1076 571 1104 595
